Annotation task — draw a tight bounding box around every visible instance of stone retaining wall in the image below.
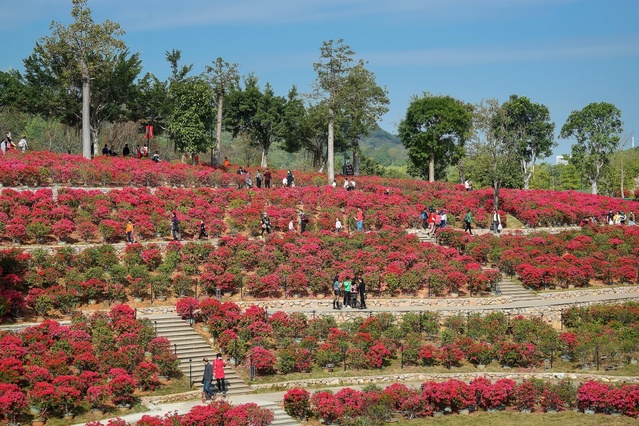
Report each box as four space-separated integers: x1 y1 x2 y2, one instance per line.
130 292 639 326
538 286 639 300
248 371 639 392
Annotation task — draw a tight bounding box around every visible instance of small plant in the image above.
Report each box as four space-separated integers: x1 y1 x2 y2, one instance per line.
283 387 311 419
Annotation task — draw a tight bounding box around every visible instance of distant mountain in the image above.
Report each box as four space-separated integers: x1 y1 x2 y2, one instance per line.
360 127 408 167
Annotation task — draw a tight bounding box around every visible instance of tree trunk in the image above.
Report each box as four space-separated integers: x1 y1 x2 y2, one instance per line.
591 180 598 195
493 181 501 211
327 107 335 183
82 77 91 159
215 93 224 165
429 151 435 182
352 139 360 176
261 146 268 168
522 159 533 190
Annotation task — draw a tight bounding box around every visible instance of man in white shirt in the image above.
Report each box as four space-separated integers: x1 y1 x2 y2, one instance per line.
335 218 342 233
18 136 27 152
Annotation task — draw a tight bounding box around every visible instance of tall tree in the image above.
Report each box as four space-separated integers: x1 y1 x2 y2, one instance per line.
224 75 289 167
340 64 389 175
204 57 240 166
31 0 127 159
398 94 473 182
560 102 623 195
165 51 215 157
500 95 555 190
313 39 360 182
469 99 519 209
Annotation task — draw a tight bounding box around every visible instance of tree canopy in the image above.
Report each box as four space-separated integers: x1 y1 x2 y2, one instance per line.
399 94 473 182
560 102 623 195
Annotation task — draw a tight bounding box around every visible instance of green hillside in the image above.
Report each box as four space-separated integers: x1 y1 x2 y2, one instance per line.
360 127 408 167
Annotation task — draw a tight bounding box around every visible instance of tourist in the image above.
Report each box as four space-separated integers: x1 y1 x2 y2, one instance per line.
349 178 356 190
492 210 502 234
261 212 271 237
152 151 160 162
335 218 342 233
464 209 473 236
286 170 294 187
198 220 208 239
125 219 134 243
300 211 309 233
288 217 295 232
355 208 364 231
18 136 27 153
202 358 213 400
223 157 230 167
428 209 436 235
171 212 180 241
357 276 367 309
343 276 352 308
102 144 109 155
332 275 342 310
214 353 227 397
0 138 5 156
255 170 262 188
421 208 428 229
440 210 447 229
350 278 358 308
263 168 272 188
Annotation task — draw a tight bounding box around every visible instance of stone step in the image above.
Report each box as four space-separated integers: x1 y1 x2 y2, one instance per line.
259 403 301 426
143 313 253 396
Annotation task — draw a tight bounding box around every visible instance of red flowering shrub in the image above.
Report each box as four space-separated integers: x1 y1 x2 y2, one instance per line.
513 381 539 410
283 387 311 419
108 373 137 406
437 343 464 369
0 383 26 423
175 297 199 319
418 344 440 366
310 391 344 424
86 385 111 409
497 341 541 367
51 219 75 242
133 361 160 391
222 402 274 426
27 381 56 417
366 342 392 368
249 346 276 375
466 341 495 365
577 380 611 413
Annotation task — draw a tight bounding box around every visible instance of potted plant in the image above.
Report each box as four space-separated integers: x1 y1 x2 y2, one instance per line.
513 381 539 412
283 388 311 420
27 382 56 422
33 295 54 321
130 279 148 302
85 385 111 415
310 391 344 425
151 274 171 301
108 373 137 408
0 383 26 425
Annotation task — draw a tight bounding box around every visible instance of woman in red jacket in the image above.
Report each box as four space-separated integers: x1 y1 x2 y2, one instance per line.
214 353 227 396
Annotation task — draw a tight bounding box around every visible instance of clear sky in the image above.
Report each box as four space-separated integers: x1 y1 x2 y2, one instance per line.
2 0 638 159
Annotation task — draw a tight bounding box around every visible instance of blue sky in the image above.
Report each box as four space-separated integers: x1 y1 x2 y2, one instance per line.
2 0 639 159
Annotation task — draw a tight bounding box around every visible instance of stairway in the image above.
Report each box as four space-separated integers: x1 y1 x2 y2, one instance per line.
258 402 301 426
414 229 437 244
144 314 252 396
498 275 542 302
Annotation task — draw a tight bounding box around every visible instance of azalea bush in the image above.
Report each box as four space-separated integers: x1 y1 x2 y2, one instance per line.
283 387 311 419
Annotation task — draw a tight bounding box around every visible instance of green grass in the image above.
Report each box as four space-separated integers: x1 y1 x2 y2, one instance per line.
392 411 638 426
506 214 524 229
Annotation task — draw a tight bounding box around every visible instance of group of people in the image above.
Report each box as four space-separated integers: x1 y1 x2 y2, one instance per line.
606 209 634 226
202 353 227 400
261 210 312 237
1 132 27 154
421 207 448 235
236 167 279 189
332 275 367 310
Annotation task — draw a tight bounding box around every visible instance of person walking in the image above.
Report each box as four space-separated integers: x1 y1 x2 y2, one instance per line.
358 276 367 309
260 212 272 237
492 210 501 234
355 208 364 232
198 220 208 239
335 218 342 233
125 219 134 243
350 278 358 308
440 210 447 229
332 275 342 310
202 358 213 400
213 353 227 396
300 211 309 233
122 143 130 157
255 170 262 188
17 136 27 153
463 209 473 236
171 212 180 240
286 170 294 187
